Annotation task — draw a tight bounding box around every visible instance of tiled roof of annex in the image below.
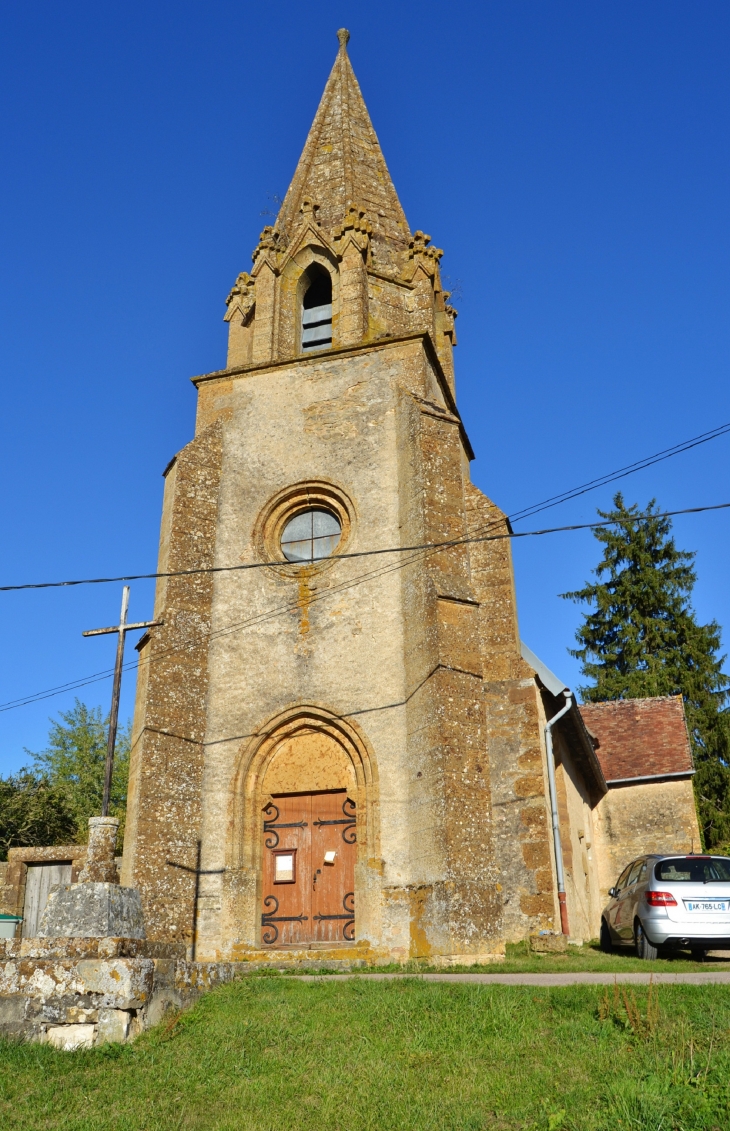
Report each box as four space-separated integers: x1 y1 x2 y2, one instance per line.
579 696 694 784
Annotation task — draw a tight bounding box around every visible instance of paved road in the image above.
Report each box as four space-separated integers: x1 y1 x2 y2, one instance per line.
295 971 730 986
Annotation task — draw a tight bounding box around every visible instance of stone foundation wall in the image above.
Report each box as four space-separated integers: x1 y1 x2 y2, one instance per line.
0 937 235 1047
0 937 369 1048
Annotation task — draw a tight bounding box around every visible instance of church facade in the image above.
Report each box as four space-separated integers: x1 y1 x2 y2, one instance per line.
118 31 700 964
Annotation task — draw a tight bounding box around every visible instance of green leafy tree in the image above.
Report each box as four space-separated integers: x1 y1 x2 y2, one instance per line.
0 772 77 861
0 701 131 858
562 493 730 847
25 700 130 843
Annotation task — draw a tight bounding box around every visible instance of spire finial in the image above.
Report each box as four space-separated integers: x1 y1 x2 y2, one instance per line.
337 28 350 52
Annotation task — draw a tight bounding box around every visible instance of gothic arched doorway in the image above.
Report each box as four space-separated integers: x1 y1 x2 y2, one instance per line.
230 707 378 949
261 729 356 946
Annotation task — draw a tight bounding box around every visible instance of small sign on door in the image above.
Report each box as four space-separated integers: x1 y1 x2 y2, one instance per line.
274 851 296 883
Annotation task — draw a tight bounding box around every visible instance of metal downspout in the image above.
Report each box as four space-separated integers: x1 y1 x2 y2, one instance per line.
545 690 572 935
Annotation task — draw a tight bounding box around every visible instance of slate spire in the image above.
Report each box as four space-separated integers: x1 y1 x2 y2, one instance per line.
275 29 411 272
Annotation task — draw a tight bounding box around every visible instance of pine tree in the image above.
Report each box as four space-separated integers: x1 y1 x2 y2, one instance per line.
562 493 730 847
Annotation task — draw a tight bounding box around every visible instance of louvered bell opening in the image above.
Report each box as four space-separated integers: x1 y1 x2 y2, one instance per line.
301 269 333 352
302 303 333 350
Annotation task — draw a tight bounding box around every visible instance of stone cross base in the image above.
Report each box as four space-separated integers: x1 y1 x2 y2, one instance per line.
38 883 145 939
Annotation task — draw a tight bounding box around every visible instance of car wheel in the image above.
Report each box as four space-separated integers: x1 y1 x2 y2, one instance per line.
600 919 613 953
690 946 707 963
635 920 658 960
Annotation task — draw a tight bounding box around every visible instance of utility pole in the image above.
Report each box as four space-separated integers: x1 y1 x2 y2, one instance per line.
83 586 162 816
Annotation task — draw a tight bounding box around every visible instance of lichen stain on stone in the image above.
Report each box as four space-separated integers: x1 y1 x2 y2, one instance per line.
296 567 315 637
408 888 432 959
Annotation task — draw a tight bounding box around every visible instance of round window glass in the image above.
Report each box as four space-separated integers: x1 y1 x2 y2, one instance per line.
280 508 342 563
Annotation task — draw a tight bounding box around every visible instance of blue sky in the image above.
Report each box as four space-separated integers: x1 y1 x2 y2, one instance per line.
1 1 728 774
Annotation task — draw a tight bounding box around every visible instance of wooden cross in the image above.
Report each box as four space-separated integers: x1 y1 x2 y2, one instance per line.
167 841 225 960
83 586 162 816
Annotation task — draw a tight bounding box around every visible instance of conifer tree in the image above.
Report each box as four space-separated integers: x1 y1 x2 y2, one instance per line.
562 493 730 847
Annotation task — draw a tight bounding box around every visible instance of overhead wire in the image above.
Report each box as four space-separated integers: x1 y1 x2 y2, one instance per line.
503 420 730 525
2 419 728 594
1 500 728 714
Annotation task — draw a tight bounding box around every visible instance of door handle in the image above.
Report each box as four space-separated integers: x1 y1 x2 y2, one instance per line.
313 868 321 890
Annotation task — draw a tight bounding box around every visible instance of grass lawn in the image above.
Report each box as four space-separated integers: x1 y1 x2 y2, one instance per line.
269 939 730 975
375 939 730 975
2 977 730 1130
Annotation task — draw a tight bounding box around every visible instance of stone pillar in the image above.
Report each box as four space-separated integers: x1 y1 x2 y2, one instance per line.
78 818 119 884
251 261 278 362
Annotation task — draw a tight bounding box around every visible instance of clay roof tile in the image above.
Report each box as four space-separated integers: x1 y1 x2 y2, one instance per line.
578 696 693 783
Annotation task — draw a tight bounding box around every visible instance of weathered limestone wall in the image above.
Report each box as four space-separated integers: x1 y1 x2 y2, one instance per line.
193 342 414 961
122 421 224 946
464 486 560 942
397 402 501 963
553 740 602 940
125 333 507 963
593 778 701 899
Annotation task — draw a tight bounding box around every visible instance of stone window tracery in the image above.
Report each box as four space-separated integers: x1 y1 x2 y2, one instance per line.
280 509 341 562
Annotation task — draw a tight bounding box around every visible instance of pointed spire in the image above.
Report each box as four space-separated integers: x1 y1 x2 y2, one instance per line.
275 30 411 272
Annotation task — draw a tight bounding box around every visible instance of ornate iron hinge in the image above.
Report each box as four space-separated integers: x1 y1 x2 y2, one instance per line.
313 797 357 843
313 892 355 940
263 802 308 849
261 895 308 945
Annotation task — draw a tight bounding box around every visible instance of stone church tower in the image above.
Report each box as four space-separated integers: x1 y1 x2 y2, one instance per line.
122 30 559 963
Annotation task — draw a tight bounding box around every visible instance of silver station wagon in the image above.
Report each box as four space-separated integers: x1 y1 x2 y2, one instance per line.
600 854 730 960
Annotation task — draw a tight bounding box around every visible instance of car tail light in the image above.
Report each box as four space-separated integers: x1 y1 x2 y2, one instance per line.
646 890 678 907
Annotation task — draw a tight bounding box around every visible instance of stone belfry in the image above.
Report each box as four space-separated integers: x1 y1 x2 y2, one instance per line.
122 30 554 963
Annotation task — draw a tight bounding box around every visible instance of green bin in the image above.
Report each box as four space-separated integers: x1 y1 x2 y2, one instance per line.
0 914 22 939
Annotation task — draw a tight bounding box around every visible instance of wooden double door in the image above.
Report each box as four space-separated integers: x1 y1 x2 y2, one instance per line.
261 790 356 946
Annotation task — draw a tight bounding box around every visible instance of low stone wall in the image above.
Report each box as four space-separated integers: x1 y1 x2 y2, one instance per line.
0 937 208 1047
0 937 364 1048
0 846 88 919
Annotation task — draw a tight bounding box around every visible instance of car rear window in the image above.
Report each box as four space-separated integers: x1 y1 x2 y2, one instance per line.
655 857 730 883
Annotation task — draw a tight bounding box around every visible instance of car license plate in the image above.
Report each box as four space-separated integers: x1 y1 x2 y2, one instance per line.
684 900 729 913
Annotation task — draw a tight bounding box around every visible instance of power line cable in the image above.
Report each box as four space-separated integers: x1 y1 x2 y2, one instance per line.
2 420 728 594
2 500 728 714
506 420 730 525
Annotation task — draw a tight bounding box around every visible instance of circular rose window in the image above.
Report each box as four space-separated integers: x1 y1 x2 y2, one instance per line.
280 508 342 563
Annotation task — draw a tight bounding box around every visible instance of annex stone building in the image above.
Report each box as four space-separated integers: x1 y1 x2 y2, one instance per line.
110 30 700 965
